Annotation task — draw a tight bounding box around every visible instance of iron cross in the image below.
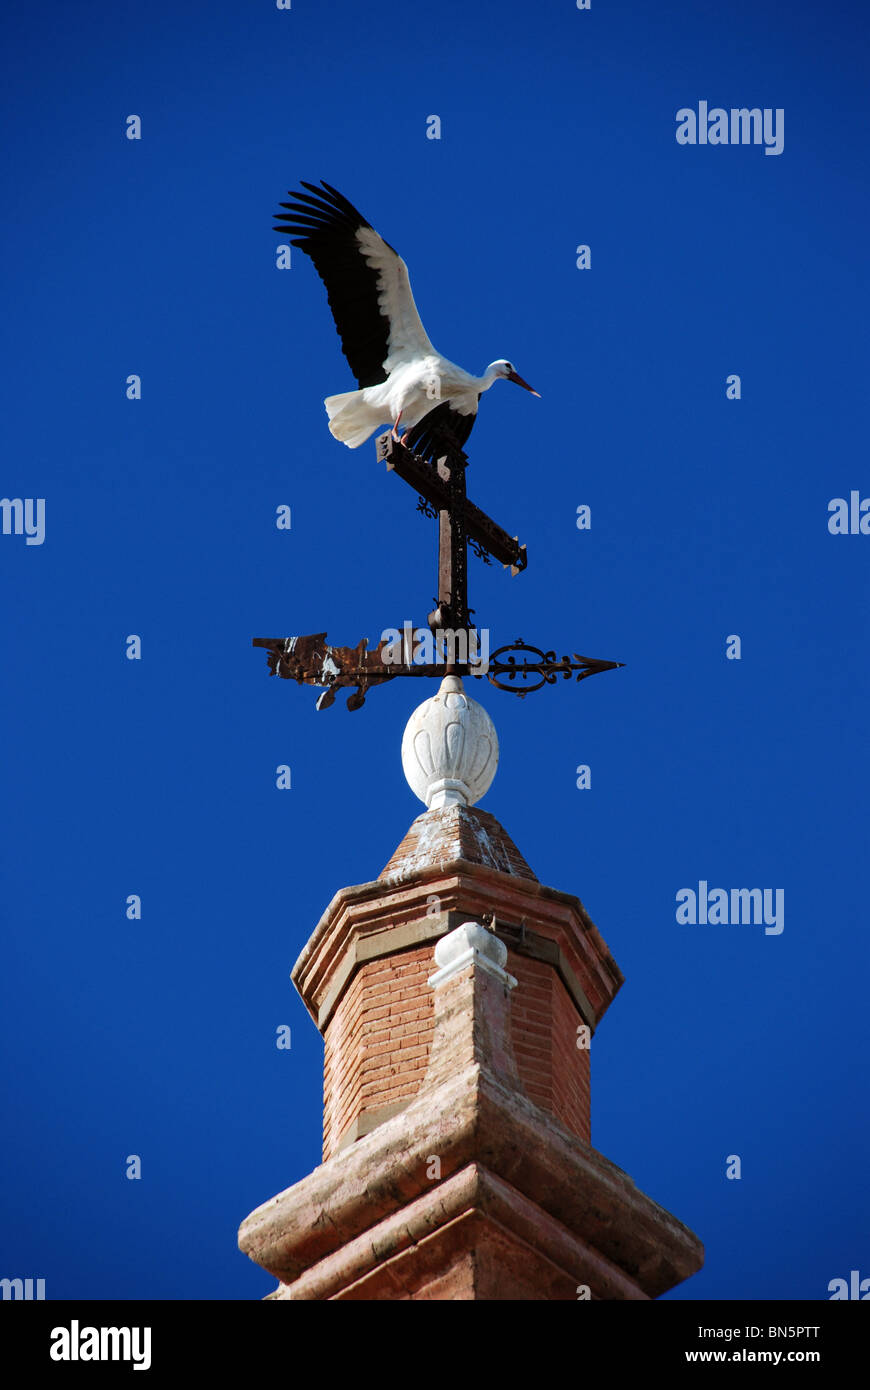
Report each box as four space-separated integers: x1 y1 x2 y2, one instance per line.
253 432 621 709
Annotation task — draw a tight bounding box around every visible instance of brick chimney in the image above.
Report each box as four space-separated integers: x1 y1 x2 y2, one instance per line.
239 677 703 1299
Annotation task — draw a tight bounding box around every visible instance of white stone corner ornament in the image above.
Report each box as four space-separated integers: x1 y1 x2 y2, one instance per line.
428 921 517 990
401 675 498 809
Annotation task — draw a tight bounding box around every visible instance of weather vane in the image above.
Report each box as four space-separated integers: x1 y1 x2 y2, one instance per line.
254 180 622 710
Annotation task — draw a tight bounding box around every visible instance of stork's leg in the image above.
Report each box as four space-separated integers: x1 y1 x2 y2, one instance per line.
391 411 403 442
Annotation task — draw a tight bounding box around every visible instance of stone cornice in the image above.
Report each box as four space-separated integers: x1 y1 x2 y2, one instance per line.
238 1055 703 1299
291 859 623 1034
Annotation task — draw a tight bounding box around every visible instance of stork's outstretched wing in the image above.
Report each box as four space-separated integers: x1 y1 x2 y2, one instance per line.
274 181 436 388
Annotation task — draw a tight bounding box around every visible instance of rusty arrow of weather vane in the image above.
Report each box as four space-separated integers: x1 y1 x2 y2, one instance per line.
253 428 623 710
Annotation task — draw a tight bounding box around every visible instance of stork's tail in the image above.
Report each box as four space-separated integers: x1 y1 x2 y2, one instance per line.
324 389 382 448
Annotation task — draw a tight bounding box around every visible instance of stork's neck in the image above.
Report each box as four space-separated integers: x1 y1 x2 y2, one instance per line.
478 363 501 391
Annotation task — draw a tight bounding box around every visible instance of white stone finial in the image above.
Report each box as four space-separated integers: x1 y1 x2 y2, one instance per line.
401 675 498 809
428 921 517 989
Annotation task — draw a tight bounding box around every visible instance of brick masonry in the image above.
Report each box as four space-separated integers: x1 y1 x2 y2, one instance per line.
240 802 704 1300
323 941 591 1158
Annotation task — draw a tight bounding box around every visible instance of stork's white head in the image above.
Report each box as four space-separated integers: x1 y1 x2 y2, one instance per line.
486 360 541 396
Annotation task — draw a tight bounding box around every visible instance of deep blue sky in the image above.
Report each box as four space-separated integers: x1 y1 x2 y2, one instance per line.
2 0 868 1301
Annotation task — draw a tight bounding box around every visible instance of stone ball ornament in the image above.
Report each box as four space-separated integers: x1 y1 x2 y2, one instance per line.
401 675 499 809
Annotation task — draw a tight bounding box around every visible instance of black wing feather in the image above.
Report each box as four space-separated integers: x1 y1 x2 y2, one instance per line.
403 400 479 465
273 180 398 388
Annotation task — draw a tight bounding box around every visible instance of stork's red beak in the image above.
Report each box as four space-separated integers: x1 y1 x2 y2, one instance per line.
507 370 541 397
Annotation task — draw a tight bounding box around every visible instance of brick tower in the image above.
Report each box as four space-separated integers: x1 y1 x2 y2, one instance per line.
238 676 703 1299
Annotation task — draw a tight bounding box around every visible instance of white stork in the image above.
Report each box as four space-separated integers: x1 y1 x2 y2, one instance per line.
274 181 540 462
